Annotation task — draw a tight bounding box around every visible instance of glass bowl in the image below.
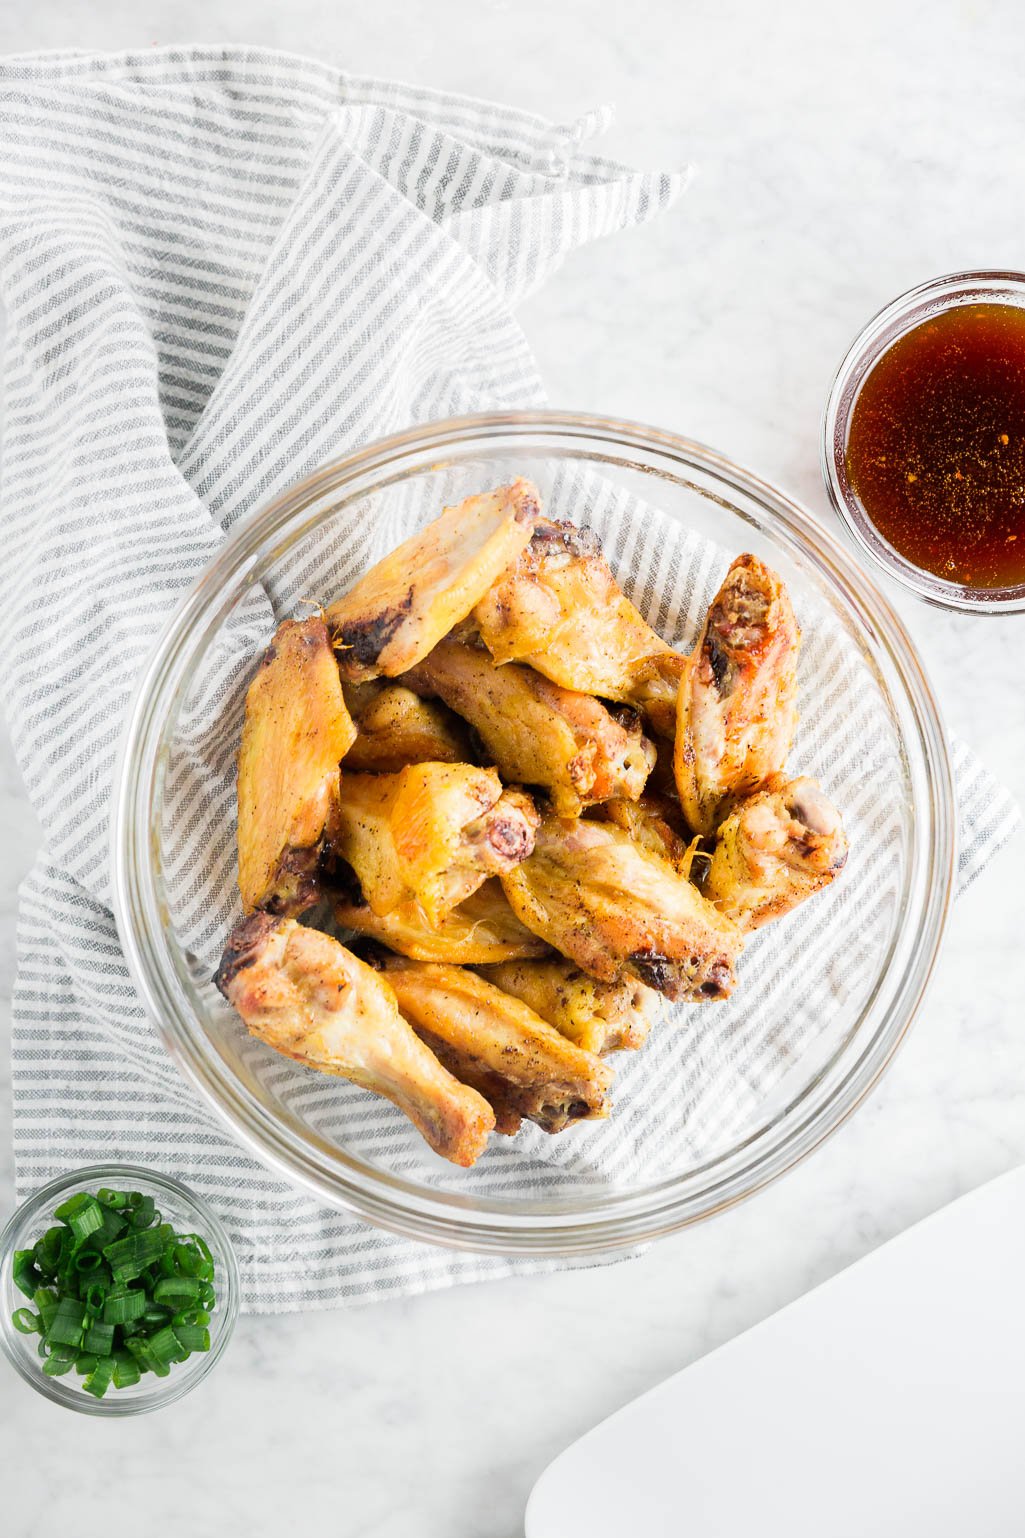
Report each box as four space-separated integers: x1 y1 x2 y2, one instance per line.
111 411 956 1255
0 1165 239 1415
822 269 1025 614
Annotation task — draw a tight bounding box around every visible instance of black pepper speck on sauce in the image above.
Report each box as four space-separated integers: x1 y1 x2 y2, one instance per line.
846 302 1025 588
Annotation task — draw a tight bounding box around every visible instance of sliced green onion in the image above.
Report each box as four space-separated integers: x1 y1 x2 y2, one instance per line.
111 1351 141 1389
55 1192 106 1247
102 1287 147 1325
153 1276 201 1305
45 1296 87 1348
33 1226 66 1277
83 1320 115 1355
33 1287 59 1333
42 1345 78 1378
96 1189 131 1208
129 1195 158 1229
147 1325 188 1365
102 1228 167 1281
82 1356 116 1399
173 1323 211 1353
12 1249 42 1300
125 1336 170 1378
10 1185 220 1396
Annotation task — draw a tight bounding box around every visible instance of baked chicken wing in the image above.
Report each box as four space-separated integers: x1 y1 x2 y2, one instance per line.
501 814 743 1002
326 479 539 682
334 878 548 963
377 957 613 1135
236 616 356 914
473 517 685 736
214 915 494 1166
674 554 800 836
477 958 656 1056
329 763 538 924
341 681 472 773
595 795 691 875
402 639 656 816
703 775 848 930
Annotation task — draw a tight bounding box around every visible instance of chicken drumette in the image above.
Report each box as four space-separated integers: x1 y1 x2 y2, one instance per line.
214 915 494 1166
702 775 848 930
376 957 613 1136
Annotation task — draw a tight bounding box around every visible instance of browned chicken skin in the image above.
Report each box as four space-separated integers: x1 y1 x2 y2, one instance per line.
329 764 538 924
327 480 539 682
341 681 472 773
214 915 494 1166
477 958 656 1055
333 878 549 964
674 554 800 837
377 957 613 1135
402 638 656 816
236 617 356 915
703 775 848 930
500 815 743 1002
473 517 685 736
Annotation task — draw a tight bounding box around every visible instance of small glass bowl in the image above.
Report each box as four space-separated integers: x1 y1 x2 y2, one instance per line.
0 1165 239 1416
822 269 1025 615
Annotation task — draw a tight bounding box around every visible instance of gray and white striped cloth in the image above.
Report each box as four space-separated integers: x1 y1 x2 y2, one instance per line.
0 48 1018 1311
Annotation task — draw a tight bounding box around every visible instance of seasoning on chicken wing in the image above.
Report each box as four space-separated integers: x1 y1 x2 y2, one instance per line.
376 957 613 1134
334 878 549 963
703 775 848 930
477 958 656 1056
326 479 539 682
236 616 356 915
595 795 691 875
402 639 656 816
501 814 743 1002
341 680 472 773
674 554 800 837
473 517 685 736
214 915 494 1166
329 763 538 924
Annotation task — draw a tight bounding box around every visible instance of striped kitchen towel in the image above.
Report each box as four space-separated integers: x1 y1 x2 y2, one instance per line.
0 48 1018 1311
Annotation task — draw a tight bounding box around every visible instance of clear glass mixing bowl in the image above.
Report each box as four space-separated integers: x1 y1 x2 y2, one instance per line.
111 412 955 1254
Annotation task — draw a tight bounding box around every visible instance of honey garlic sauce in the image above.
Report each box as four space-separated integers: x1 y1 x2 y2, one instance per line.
846 302 1025 588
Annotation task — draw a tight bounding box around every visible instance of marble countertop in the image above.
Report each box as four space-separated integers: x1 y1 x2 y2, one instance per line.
2 2 1023 1532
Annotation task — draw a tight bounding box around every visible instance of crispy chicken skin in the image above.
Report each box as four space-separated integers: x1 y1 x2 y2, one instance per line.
674 554 800 837
326 480 539 682
595 795 691 875
501 815 743 1002
213 915 494 1166
341 681 472 773
402 639 656 816
334 878 548 963
473 517 685 736
477 958 655 1056
329 764 538 924
377 958 613 1134
703 775 848 930
236 617 356 915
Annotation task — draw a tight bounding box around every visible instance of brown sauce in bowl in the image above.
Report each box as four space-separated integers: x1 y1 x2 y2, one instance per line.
846 302 1025 588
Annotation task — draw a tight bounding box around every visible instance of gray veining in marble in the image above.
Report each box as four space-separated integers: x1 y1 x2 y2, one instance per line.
1 2 1024 1533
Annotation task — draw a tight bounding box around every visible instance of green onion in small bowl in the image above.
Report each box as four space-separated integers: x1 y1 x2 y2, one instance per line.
0 1166 239 1415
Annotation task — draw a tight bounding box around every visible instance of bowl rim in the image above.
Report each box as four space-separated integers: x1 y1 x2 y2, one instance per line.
111 409 956 1254
821 268 1025 615
0 1163 240 1415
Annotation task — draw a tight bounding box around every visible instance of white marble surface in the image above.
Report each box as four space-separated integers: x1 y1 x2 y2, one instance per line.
2 2 1024 1532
